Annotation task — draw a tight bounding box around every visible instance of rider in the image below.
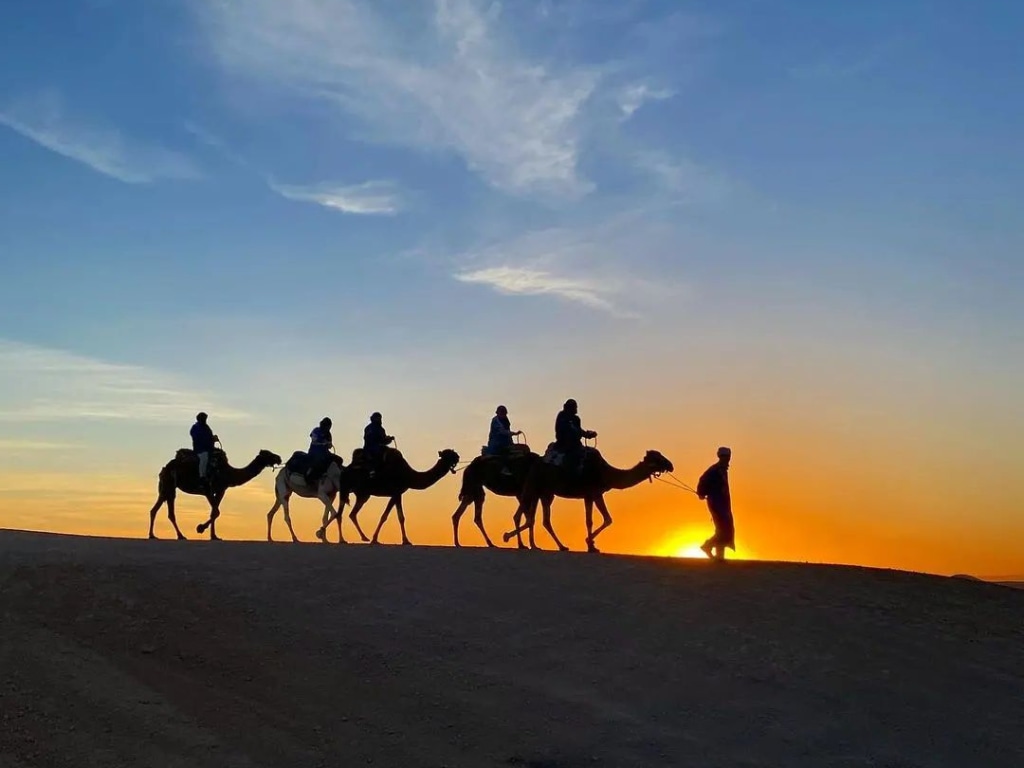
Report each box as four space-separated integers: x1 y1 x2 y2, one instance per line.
697 446 735 561
485 405 523 475
190 412 219 487
485 405 522 456
363 412 395 475
305 417 334 487
554 398 596 474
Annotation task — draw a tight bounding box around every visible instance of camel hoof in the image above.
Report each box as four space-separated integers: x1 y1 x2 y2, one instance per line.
502 532 513 543
485 541 497 548
195 524 205 534
401 540 412 546
558 546 569 553
587 544 600 554
315 529 326 541
210 535 222 542
176 534 187 541
148 534 158 540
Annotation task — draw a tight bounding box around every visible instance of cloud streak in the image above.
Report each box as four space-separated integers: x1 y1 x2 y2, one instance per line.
0 91 201 183
192 0 598 198
617 83 674 120
454 265 620 312
450 218 683 317
268 179 403 215
0 340 250 424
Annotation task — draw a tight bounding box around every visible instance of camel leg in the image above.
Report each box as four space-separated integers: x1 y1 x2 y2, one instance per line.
504 500 533 546
348 495 372 543
371 497 397 544
319 494 345 544
394 495 412 546
196 489 222 538
147 494 164 539
584 498 599 553
586 495 613 551
282 495 301 543
207 490 224 540
333 495 345 542
541 497 568 552
451 497 472 547
473 498 496 548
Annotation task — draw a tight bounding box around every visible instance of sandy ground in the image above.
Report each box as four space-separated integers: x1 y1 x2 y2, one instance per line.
1 530 1022 768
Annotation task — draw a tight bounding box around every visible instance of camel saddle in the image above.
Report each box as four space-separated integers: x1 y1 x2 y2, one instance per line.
175 447 226 466
284 450 311 476
479 443 532 458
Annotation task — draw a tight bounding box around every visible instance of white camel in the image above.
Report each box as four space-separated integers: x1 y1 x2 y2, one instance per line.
266 454 351 543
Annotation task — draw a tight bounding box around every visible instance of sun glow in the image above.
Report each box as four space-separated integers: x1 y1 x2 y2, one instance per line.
674 544 710 559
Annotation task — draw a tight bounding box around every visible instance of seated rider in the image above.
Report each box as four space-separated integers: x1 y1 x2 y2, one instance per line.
485 405 522 475
305 417 333 486
554 398 596 473
363 412 395 474
190 411 219 487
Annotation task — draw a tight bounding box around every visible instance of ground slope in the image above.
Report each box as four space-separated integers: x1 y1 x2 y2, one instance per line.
1 530 1022 768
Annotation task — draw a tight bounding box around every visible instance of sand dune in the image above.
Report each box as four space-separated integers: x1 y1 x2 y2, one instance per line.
1 530 1022 768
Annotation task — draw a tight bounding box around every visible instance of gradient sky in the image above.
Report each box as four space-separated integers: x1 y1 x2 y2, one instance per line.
1 0 1021 576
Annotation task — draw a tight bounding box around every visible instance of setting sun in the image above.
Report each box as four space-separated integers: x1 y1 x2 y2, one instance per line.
674 544 710 559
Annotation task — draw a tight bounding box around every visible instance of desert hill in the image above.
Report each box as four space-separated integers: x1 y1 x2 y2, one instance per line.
1 529 1022 767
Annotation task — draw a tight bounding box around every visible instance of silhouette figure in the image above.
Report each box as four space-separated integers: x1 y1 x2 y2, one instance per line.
189 412 219 487
316 447 460 545
361 412 395 476
304 417 334 487
503 448 673 552
267 452 351 543
147 447 281 540
554 399 597 475
484 405 523 461
452 437 538 547
697 446 735 560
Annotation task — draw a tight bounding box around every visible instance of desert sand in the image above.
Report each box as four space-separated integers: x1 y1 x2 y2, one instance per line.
1 529 1022 768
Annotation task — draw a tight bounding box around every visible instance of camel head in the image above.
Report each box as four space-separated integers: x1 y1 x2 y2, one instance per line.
642 450 674 476
257 449 283 468
438 448 461 474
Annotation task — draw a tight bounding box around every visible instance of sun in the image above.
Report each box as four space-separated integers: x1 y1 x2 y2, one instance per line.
673 544 710 559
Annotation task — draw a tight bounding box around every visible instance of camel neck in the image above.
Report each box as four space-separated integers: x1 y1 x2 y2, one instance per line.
602 461 652 491
406 460 451 491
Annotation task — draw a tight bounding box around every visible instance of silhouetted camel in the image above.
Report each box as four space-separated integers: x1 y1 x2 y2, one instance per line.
266 453 351 543
451 446 540 547
147 448 282 540
317 448 460 545
503 448 673 552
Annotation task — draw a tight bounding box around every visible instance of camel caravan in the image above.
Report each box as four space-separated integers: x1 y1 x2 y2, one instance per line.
147 400 737 559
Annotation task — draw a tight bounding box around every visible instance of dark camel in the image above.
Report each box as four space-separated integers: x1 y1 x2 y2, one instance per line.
451 446 540 547
266 453 352 542
316 448 460 545
503 447 673 552
147 448 282 540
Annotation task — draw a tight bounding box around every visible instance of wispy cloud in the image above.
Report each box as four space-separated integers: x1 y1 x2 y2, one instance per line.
0 340 249 423
191 0 598 199
0 439 81 453
454 265 620 312
0 90 201 183
617 83 674 120
450 218 682 317
268 179 403 215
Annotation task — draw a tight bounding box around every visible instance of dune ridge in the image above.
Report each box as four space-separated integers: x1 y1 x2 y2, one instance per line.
1 529 1022 767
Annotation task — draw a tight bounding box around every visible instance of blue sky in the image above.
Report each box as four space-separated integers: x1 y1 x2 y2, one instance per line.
0 1 1022 560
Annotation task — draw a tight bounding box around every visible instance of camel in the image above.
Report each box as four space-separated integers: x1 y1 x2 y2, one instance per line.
502 447 674 552
316 447 460 545
266 453 352 543
451 445 540 548
147 447 282 541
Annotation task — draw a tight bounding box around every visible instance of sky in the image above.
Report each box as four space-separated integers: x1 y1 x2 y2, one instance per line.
0 0 1021 576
